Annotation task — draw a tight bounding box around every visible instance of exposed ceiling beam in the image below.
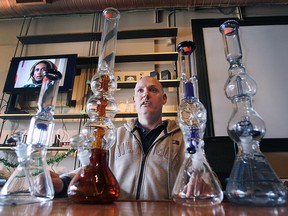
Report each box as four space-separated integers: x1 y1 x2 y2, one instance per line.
0 0 287 19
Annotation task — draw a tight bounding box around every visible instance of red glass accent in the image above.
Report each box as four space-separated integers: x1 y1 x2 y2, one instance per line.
68 148 120 204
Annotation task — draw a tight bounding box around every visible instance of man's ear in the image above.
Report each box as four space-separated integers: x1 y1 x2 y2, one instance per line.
162 93 167 105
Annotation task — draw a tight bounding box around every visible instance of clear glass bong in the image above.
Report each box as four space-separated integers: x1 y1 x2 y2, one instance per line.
172 41 223 207
219 20 287 206
0 69 62 205
67 8 120 204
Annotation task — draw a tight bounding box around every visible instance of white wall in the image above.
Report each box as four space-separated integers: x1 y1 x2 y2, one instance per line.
204 24 288 138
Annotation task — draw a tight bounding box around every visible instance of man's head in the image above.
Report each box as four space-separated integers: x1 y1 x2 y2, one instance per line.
133 76 167 123
30 60 57 84
32 62 46 83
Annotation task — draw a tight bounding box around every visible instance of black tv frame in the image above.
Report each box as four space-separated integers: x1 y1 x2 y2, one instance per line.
3 54 78 114
3 54 78 94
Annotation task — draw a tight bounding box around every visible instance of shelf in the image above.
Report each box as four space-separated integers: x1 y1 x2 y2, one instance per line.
76 52 178 67
115 111 177 118
0 113 85 120
117 79 179 88
17 28 177 45
1 80 179 119
0 146 72 151
0 111 178 120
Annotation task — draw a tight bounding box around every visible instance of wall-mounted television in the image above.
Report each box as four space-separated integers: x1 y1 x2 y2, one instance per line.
3 54 78 94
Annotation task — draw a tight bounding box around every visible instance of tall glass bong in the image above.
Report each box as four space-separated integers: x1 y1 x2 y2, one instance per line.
219 20 287 206
67 8 120 204
0 69 62 205
172 41 223 207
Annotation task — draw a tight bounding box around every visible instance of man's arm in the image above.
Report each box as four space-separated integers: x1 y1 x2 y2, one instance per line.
50 171 71 197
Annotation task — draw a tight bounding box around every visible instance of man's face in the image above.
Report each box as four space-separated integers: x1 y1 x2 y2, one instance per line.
133 77 167 116
33 63 46 81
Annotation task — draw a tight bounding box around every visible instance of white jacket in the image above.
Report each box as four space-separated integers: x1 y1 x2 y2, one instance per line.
109 119 185 200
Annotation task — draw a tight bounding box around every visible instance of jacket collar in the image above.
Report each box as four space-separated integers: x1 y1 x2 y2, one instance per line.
125 118 180 134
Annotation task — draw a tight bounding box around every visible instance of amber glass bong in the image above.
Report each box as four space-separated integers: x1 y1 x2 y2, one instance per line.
219 20 287 206
172 41 223 206
0 69 62 205
67 8 120 204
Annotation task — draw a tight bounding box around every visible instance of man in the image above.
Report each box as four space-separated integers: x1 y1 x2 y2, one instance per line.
23 60 56 88
51 76 185 200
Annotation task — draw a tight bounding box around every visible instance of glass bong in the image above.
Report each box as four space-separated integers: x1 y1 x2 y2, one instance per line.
172 41 223 206
67 8 120 204
0 69 62 205
219 20 287 206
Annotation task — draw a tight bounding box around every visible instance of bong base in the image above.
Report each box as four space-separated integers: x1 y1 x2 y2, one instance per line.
173 195 223 207
67 149 120 204
0 194 51 205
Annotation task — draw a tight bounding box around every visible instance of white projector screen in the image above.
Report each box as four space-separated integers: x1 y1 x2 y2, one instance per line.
192 17 288 138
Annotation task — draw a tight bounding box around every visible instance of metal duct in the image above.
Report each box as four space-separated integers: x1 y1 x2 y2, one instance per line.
0 0 287 19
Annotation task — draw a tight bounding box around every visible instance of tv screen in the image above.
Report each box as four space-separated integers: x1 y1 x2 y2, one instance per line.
3 54 78 94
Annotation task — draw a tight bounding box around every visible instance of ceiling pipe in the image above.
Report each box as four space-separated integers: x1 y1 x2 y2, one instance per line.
0 0 287 19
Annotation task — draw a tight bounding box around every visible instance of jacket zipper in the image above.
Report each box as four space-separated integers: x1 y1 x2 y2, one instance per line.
131 131 145 200
136 154 146 199
135 133 169 200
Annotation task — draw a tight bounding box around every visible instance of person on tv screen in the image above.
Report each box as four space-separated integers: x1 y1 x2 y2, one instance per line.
23 60 57 88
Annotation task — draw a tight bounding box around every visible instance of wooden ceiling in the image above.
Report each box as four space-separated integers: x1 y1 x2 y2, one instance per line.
0 0 287 19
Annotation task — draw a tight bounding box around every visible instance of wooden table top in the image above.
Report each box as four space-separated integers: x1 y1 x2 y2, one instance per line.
0 198 287 216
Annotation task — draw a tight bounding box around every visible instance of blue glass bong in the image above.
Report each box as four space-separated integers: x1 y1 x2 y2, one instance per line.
0 69 62 205
172 41 223 206
219 20 287 206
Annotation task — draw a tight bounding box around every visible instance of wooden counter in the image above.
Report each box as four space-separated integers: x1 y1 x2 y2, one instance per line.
0 198 288 216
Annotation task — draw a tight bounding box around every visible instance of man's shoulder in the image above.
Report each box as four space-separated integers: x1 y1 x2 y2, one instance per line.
23 83 35 88
23 83 41 88
117 118 137 132
124 118 137 129
166 119 180 131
